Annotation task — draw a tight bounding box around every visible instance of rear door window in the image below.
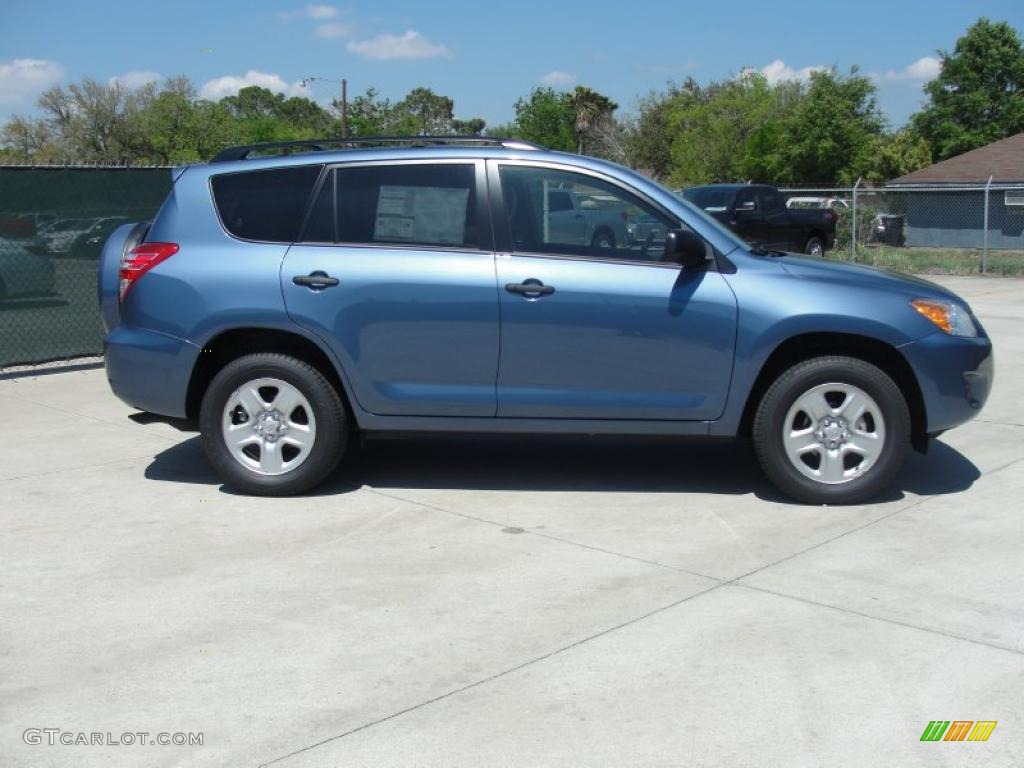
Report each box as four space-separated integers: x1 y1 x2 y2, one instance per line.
211 164 323 242
301 163 480 249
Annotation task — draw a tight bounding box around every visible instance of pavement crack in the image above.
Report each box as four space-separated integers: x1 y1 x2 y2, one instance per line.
6 391 182 445
257 580 724 767
733 582 1024 656
365 488 719 582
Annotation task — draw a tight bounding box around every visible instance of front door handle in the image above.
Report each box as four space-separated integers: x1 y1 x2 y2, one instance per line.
292 271 339 289
505 279 555 297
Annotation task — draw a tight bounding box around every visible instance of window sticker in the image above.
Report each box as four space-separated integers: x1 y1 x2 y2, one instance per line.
374 185 469 245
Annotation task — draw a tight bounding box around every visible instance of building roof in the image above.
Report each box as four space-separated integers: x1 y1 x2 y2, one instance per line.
890 132 1024 186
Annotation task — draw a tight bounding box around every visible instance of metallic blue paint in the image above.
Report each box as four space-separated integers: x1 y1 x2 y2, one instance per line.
494 255 736 420
104 325 198 417
99 146 993 444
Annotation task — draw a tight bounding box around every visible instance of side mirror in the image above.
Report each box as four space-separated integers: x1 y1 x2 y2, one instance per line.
663 229 709 269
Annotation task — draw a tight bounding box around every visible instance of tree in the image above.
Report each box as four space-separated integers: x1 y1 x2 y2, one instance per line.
626 88 677 180
662 74 794 185
776 68 884 183
138 89 236 164
452 117 486 135
0 116 58 161
567 86 618 155
912 18 1024 161
392 87 455 134
502 87 575 151
220 85 333 143
866 129 933 181
35 79 153 163
345 87 393 136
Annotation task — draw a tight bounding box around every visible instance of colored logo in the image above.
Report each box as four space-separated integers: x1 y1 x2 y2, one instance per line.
920 721 997 742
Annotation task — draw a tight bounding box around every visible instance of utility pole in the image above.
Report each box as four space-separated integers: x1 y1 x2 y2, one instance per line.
299 75 349 137
341 79 348 138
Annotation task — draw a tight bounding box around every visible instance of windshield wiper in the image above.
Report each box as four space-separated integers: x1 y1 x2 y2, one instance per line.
750 246 787 257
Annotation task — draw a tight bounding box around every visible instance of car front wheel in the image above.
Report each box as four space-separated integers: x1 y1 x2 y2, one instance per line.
199 353 348 496
753 356 910 504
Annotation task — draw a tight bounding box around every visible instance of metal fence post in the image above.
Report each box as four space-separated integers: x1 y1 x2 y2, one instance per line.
851 177 862 259
982 175 993 274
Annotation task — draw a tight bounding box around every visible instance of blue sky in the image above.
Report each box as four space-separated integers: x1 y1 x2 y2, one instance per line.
1 0 1021 129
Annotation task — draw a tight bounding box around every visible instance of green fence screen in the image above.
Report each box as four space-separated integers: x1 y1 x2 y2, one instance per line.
0 166 172 366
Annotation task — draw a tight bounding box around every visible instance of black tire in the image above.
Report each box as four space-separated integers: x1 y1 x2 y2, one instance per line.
753 356 910 505
199 353 348 496
591 229 616 249
804 236 825 256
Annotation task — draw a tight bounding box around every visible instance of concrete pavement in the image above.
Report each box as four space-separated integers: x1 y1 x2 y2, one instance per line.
1 276 1022 767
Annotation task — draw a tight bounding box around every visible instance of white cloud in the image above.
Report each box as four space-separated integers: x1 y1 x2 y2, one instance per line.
539 70 576 87
752 59 827 85
108 70 161 90
874 56 941 82
314 21 353 38
306 3 338 19
199 70 303 100
0 58 63 105
346 30 451 60
279 3 339 20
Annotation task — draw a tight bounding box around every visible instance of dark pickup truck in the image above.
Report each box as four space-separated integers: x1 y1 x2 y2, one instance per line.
682 184 836 255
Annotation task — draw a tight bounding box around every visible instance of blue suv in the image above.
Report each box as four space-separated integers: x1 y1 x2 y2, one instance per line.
98 137 993 504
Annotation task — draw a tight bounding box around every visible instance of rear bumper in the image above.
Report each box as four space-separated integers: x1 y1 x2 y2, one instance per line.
901 331 993 433
104 325 199 418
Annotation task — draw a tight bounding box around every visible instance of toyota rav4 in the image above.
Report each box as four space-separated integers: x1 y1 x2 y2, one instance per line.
98 137 993 504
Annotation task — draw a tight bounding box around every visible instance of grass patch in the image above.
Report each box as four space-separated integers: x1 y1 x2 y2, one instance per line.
826 246 1024 276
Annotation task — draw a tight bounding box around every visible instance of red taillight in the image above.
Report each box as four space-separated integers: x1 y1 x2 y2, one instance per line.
119 242 178 301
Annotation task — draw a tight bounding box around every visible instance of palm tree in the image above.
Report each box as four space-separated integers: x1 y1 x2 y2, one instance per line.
567 86 617 155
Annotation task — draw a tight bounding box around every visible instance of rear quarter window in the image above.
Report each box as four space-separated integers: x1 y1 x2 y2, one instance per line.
211 165 322 242
301 163 480 249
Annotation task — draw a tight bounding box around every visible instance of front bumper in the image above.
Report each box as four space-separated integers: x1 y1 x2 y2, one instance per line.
900 331 993 434
104 325 199 418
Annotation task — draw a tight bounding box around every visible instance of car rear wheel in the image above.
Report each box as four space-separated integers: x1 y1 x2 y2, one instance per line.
804 236 825 256
753 356 910 504
591 230 615 249
199 353 348 496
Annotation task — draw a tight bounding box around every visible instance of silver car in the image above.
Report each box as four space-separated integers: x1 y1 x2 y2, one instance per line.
0 238 56 299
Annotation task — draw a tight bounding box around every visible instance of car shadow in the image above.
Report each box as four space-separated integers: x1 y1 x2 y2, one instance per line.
144 433 981 505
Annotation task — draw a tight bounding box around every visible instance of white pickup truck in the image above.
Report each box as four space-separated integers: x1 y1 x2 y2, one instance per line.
543 188 630 249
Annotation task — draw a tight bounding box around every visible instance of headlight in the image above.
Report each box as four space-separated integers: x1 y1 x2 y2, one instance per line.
911 298 978 337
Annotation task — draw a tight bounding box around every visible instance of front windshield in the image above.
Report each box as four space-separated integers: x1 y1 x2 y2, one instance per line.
670 191 748 252
681 187 735 212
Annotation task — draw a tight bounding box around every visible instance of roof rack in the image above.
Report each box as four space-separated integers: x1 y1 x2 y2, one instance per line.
211 136 544 162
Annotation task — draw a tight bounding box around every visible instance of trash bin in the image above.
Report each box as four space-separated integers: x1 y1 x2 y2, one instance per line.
876 214 905 246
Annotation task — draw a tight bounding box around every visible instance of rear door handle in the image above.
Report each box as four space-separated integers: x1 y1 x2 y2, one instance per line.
292 271 339 289
505 280 555 297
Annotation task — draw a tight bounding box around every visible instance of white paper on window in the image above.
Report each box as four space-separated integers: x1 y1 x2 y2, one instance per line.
373 185 469 245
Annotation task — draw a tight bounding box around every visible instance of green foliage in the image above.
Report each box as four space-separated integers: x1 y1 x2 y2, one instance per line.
663 75 788 185
626 88 676 179
496 85 619 157
504 87 576 151
773 69 883 184
912 18 1024 161
567 86 617 154
866 129 933 181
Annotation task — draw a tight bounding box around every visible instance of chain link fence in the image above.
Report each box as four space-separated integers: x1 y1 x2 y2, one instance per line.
780 182 1024 275
0 166 171 367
